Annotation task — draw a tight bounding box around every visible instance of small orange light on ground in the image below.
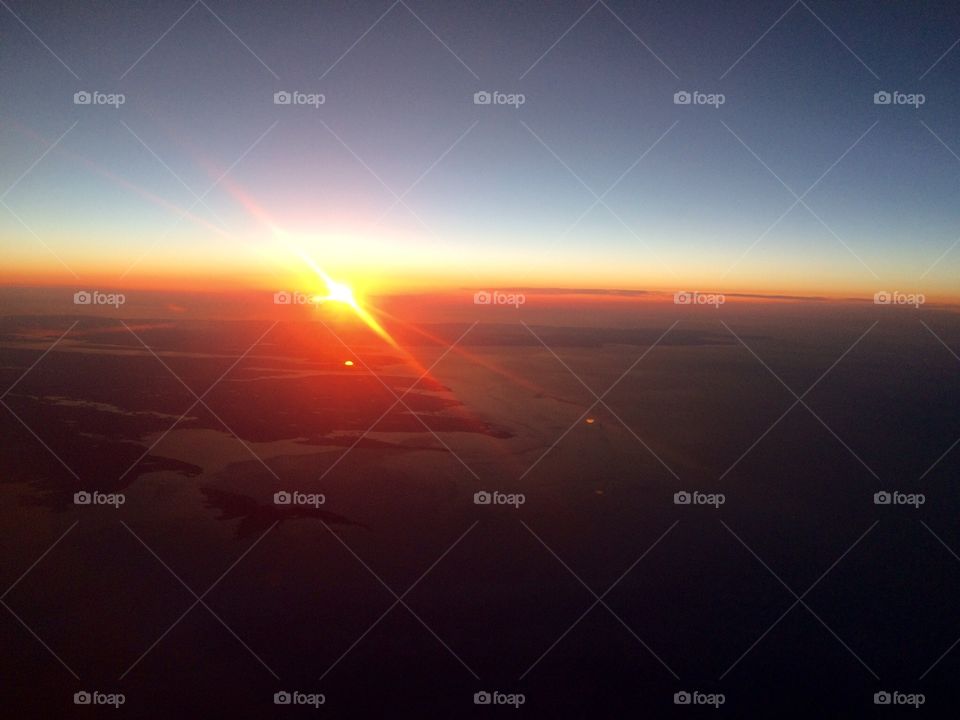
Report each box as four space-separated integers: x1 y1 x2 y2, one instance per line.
343 360 354 366
585 417 596 424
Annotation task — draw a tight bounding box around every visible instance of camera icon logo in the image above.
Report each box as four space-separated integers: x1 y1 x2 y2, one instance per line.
74 91 92 105
874 691 891 705
74 691 92 704
474 691 492 705
674 691 692 704
274 91 292 105
674 91 691 105
474 491 492 505
273 291 292 305
873 91 892 105
873 291 891 305
274 491 292 505
674 291 692 305
673 491 691 505
74 290 92 305
473 291 491 305
274 690 292 704
473 91 492 105
873 491 891 505
74 491 92 505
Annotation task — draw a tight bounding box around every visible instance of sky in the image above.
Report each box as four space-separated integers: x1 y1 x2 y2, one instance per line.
2 0 959 301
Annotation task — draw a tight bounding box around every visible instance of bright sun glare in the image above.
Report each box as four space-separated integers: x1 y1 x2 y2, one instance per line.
326 281 356 306
297 251 399 349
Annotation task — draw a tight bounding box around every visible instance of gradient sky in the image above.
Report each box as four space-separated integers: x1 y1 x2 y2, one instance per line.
2 0 959 299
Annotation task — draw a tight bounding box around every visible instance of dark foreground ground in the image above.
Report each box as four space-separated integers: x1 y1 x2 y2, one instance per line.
1 299 959 717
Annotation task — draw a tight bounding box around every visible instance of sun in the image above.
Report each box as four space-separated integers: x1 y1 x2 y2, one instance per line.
296 251 399 349
311 280 357 307
326 280 356 307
